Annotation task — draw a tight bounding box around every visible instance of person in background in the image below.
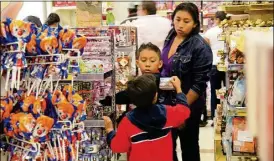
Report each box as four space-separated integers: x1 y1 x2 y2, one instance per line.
23 15 42 28
161 2 213 161
103 74 190 161
43 13 61 29
203 11 227 126
128 2 138 18
120 3 139 25
122 1 171 51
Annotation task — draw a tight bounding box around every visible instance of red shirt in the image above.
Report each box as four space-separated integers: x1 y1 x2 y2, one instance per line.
109 104 190 161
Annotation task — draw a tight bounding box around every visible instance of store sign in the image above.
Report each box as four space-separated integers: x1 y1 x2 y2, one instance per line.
76 1 102 27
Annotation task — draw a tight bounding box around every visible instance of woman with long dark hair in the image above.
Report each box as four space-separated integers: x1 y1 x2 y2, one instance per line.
161 3 213 161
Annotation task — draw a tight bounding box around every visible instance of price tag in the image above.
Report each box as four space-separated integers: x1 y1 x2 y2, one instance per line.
237 130 254 142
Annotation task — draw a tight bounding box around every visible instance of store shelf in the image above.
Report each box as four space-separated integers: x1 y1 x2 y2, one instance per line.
227 64 245 71
84 119 105 127
219 5 248 12
53 70 113 82
52 6 77 12
215 133 222 141
115 46 135 52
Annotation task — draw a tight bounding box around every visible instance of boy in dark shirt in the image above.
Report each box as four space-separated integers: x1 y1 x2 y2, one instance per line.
103 74 190 161
100 43 164 118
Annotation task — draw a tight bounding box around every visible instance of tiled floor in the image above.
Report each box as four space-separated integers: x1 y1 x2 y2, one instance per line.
176 120 214 161
117 121 215 161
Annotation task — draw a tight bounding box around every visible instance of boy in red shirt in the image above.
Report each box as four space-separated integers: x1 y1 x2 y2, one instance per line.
103 74 190 161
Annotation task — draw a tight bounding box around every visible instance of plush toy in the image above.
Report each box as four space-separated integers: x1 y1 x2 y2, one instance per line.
21 95 36 112
32 115 54 142
39 34 59 55
41 24 63 39
26 34 38 55
51 90 67 105
59 29 75 48
5 113 36 140
32 98 47 118
0 98 13 122
56 101 75 121
9 19 32 43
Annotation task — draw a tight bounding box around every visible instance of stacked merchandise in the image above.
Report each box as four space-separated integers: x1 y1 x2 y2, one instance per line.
0 19 137 160
213 11 273 161
0 18 90 161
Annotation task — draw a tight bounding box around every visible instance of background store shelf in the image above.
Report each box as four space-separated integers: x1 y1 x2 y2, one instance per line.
84 120 105 127
52 6 76 12
53 70 113 81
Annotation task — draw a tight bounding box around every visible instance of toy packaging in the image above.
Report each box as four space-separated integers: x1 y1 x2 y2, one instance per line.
232 117 256 153
159 77 175 90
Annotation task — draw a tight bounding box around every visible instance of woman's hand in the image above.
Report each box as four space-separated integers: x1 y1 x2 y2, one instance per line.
170 76 182 93
103 116 114 133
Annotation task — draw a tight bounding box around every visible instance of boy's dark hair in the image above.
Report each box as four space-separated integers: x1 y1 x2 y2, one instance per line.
172 2 200 35
215 11 227 21
141 1 157 15
137 42 161 59
45 13 60 26
126 74 157 108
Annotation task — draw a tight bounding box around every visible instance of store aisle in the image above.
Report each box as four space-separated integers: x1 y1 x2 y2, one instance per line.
175 120 214 161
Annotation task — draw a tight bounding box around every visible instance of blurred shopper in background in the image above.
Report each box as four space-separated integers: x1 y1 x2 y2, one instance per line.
203 11 228 126
120 2 139 24
122 1 171 50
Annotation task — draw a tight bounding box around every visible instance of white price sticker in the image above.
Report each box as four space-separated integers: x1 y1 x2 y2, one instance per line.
237 130 254 142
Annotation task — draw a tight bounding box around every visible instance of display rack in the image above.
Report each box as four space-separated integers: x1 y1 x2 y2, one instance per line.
214 19 273 160
0 19 137 160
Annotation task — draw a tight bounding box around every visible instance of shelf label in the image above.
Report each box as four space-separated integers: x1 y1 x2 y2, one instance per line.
237 130 254 142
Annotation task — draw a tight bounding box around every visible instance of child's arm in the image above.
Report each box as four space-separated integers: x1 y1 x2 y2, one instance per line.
166 76 190 127
103 116 131 153
166 93 190 127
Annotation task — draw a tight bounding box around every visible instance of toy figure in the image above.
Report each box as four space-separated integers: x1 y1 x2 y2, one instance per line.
21 95 35 112
72 36 87 50
32 115 54 142
6 113 36 139
32 98 47 118
98 64 103 73
9 19 32 42
39 35 59 55
59 29 75 48
51 90 67 105
106 8 115 26
56 101 75 121
26 34 38 55
0 97 13 122
72 36 87 55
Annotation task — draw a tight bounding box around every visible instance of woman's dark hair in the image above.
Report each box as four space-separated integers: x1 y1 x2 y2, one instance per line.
23 16 42 27
137 42 161 59
141 1 157 15
127 74 157 108
215 11 227 21
172 2 200 35
45 13 60 26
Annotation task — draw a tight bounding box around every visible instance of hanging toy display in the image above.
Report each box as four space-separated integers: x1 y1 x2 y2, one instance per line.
0 22 136 161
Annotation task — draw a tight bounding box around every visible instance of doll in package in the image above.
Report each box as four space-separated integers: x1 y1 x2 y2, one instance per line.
228 75 246 106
